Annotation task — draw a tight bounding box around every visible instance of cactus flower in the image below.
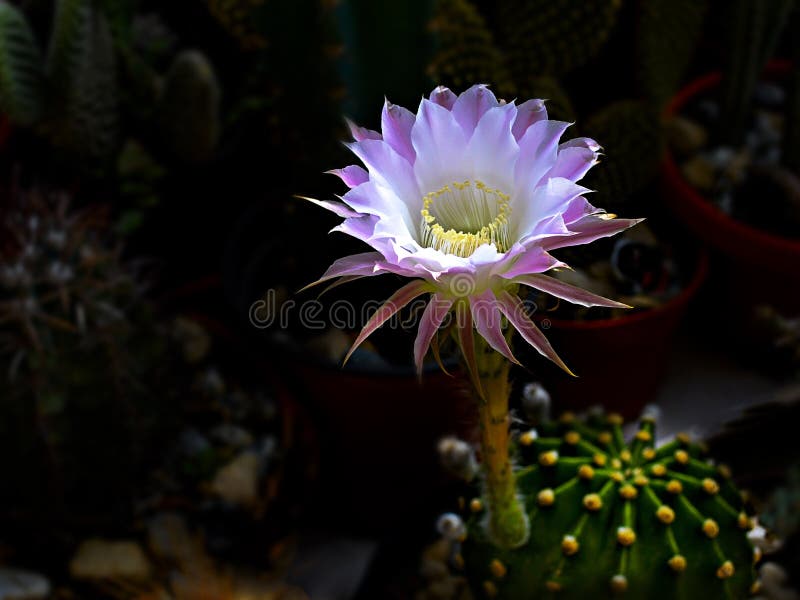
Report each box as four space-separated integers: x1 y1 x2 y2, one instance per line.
304 84 641 377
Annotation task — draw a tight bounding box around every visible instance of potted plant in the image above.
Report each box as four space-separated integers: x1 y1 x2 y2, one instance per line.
661 0 800 322
300 82 759 599
421 0 711 416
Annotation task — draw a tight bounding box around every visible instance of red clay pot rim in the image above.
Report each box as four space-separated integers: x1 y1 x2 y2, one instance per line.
544 249 708 331
662 60 800 256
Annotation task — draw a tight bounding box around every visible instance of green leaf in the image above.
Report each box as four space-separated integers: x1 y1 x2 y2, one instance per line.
0 0 45 126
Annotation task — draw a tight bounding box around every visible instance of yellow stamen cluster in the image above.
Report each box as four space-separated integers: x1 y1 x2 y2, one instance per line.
716 561 735 579
562 535 580 555
420 180 511 257
583 493 603 512
656 505 675 524
539 450 559 466
538 488 555 507
617 527 636 546
703 519 720 539
702 478 720 495
668 555 687 572
490 558 507 579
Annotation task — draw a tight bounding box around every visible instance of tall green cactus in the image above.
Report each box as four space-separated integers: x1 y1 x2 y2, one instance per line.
582 100 664 212
496 0 623 80
427 0 513 98
64 7 119 161
635 0 709 108
719 0 794 145
0 0 44 126
156 50 220 164
442 411 757 599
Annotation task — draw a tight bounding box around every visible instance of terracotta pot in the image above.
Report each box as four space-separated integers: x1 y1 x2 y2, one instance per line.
285 356 474 535
528 249 708 419
661 62 800 314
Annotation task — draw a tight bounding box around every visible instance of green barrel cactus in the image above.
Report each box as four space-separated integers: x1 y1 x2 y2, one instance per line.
446 411 758 599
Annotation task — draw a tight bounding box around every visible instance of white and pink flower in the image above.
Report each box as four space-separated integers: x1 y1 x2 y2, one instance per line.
304 84 641 375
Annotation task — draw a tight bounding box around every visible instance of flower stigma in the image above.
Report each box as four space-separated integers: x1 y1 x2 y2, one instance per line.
420 180 511 257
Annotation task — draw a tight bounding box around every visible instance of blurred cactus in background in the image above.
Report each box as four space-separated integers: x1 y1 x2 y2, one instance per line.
635 0 709 109
0 181 176 525
719 0 794 146
426 0 702 213
157 50 220 164
0 0 222 169
0 0 45 126
206 0 267 51
497 0 622 83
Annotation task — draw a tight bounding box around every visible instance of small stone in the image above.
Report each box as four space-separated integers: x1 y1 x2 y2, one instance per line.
521 382 550 424
0 568 50 599
173 317 211 363
436 514 466 542
682 155 717 191
69 539 152 580
667 116 708 156
146 513 199 564
210 424 254 448
754 82 786 107
419 558 449 580
305 328 351 364
178 429 212 456
437 437 478 481
210 451 261 507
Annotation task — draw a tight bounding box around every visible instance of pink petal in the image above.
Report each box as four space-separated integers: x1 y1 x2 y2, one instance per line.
295 195 361 218
381 100 416 162
496 245 567 279
429 85 457 110
413 293 454 375
546 216 644 251
513 178 591 240
451 84 500 137
514 120 571 193
469 289 519 365
456 300 483 398
327 165 369 188
496 290 574 376
467 102 519 190
345 141 420 215
301 252 387 292
513 273 631 308
411 98 468 191
547 146 599 182
346 118 381 141
512 98 548 141
316 274 365 298
344 279 432 364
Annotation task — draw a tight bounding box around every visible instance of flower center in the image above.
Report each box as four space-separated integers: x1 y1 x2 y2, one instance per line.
419 180 511 257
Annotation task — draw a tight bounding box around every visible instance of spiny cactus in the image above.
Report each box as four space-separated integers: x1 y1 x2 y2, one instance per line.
156 49 221 164
0 0 44 126
442 411 758 599
719 0 794 145
0 185 175 520
635 0 709 108
582 100 664 213
427 0 513 98
206 0 268 51
496 0 623 80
